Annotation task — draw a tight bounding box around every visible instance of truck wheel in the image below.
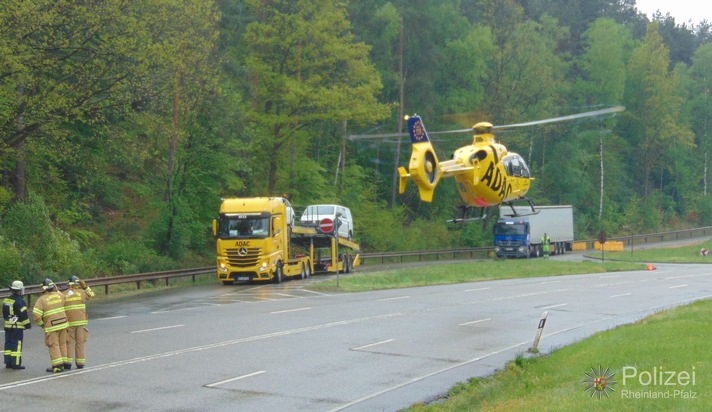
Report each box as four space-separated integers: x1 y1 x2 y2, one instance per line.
305 261 311 278
273 261 283 284
300 263 307 280
535 246 541 258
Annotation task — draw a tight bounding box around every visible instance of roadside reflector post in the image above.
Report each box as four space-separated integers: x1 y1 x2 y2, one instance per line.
529 311 548 353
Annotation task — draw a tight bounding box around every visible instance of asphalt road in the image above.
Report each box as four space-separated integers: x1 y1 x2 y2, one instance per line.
1 255 711 411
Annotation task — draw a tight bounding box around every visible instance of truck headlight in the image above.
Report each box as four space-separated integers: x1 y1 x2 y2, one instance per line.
259 262 268 272
218 262 228 272
494 246 501 253
518 246 526 253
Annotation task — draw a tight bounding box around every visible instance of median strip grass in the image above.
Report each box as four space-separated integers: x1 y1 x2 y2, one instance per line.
405 298 712 411
308 260 645 293
588 239 712 263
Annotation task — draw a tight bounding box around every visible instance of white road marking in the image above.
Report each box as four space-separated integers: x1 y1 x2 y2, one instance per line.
130 324 184 334
459 318 492 326
271 307 311 314
0 312 404 391
464 287 491 292
328 338 534 412
542 303 567 310
493 289 571 301
610 293 632 298
665 273 712 280
593 280 636 287
669 284 688 289
205 371 266 388
351 339 395 351
301 289 330 296
378 296 410 301
96 315 127 321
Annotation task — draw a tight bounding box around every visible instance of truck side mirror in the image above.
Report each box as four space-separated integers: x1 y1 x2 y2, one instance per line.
212 219 217 237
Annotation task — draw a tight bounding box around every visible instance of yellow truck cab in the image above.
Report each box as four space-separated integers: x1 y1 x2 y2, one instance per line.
213 197 309 284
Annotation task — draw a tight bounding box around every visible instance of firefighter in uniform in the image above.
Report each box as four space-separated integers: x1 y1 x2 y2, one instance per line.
3 280 31 370
63 275 95 369
33 278 69 373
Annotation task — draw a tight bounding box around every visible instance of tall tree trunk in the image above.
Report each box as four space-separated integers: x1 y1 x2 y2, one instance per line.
599 132 604 222
14 138 26 202
391 20 405 207
13 85 27 202
165 70 182 255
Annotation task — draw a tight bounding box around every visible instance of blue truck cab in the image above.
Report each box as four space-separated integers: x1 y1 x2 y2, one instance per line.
493 217 531 258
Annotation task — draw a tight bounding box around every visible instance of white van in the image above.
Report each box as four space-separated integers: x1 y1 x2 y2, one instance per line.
300 204 353 240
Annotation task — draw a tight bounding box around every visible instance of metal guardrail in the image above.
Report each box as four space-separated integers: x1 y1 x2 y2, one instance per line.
360 226 712 264
575 226 712 250
0 267 214 306
360 247 492 264
2 226 711 305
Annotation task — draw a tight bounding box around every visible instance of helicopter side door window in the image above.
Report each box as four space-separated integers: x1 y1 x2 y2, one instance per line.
503 157 514 176
516 155 531 177
510 157 522 176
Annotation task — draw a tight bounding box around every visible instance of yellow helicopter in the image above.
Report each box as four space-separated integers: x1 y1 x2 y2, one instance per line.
354 106 624 222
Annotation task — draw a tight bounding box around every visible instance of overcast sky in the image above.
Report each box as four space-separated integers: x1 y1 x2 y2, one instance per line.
635 0 711 25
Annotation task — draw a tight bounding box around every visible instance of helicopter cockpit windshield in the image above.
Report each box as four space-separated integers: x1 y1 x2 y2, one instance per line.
503 154 530 178
217 214 270 239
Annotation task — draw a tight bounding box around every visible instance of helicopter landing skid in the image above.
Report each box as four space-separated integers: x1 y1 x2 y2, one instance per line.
447 205 487 224
500 199 540 217
447 215 488 224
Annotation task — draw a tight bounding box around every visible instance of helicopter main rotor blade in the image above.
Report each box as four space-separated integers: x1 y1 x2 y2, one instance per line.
348 131 409 140
427 128 475 136
348 106 625 140
492 106 625 131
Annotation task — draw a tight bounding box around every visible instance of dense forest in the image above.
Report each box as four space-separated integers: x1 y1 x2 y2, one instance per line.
1 0 711 285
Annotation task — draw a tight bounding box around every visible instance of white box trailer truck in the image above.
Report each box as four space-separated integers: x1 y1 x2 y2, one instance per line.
494 205 574 258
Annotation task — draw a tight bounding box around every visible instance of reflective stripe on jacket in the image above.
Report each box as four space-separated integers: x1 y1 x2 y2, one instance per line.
33 291 68 333
63 286 94 326
3 295 31 330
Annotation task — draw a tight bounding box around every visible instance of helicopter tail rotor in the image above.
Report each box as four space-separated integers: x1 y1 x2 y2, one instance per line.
399 115 442 202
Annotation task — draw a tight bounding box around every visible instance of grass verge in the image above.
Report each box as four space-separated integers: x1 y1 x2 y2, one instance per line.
404 298 712 411
308 260 645 293
587 239 712 263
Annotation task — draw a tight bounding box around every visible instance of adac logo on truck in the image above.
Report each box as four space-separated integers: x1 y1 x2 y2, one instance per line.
235 241 250 247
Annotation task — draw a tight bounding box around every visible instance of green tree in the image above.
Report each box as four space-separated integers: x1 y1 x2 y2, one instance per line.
572 18 632 223
687 44 712 197
625 23 694 198
1 193 83 282
241 0 390 194
0 0 151 202
132 0 222 257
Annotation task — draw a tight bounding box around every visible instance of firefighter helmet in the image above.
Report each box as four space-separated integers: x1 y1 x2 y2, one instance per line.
68 275 80 286
9 280 24 294
42 278 56 292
